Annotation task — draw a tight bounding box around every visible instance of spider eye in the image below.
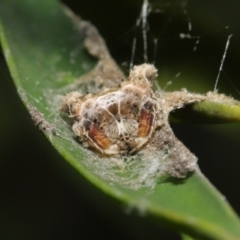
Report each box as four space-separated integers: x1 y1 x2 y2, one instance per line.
83 120 91 131
143 101 153 111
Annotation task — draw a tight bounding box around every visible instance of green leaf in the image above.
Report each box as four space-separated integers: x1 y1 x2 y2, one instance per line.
1 0 240 239
170 100 240 124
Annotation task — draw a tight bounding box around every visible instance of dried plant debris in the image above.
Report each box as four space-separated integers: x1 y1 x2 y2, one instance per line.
28 105 58 142
60 7 238 189
29 106 55 133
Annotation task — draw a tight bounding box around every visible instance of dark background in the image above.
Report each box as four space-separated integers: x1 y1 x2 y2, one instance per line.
1 0 240 239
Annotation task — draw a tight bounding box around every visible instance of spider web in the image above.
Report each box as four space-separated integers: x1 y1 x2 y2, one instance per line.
107 0 240 97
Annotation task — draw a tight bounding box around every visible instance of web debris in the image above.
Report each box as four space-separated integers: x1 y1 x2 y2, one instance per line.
179 2 200 52
130 0 151 69
214 34 233 91
18 87 70 143
29 106 56 139
130 0 201 73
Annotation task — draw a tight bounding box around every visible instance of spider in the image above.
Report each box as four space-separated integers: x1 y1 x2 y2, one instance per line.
61 64 159 155
60 10 236 178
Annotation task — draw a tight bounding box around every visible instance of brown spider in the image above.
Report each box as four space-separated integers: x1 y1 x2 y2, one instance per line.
61 64 159 155
60 9 237 178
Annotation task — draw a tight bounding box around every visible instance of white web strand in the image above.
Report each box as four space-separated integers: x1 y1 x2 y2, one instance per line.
152 38 158 66
182 8 192 32
142 0 149 63
214 34 233 91
130 0 150 69
130 38 137 69
180 4 201 52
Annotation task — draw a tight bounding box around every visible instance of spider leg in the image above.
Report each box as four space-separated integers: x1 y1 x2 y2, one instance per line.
83 120 119 155
131 101 155 153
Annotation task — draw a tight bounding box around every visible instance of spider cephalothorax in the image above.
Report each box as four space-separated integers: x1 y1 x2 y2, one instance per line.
61 64 161 155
